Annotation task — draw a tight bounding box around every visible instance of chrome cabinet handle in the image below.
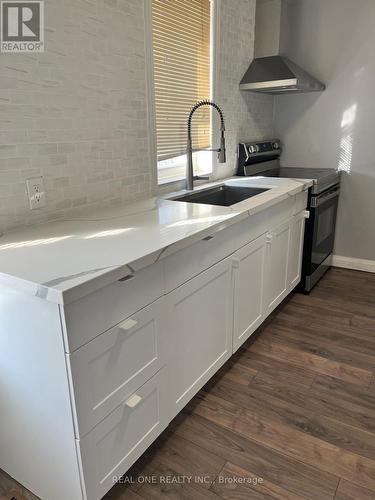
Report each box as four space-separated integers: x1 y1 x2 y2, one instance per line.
118 274 135 283
232 256 240 269
118 318 138 331
125 394 143 408
266 233 273 244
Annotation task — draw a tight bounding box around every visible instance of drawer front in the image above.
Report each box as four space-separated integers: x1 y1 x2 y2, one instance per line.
77 368 169 500
163 197 296 293
164 227 235 292
63 262 164 352
69 298 167 437
231 197 295 251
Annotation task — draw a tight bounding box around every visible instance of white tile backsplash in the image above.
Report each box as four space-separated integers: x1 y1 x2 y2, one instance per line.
0 0 274 234
215 0 274 180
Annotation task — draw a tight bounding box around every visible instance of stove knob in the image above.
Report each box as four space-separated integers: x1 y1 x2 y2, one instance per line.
248 145 255 154
254 144 260 153
272 141 280 150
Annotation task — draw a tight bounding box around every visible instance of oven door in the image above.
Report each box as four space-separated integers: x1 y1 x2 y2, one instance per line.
305 185 340 276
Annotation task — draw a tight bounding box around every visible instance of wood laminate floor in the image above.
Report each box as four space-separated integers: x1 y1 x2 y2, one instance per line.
1 268 375 500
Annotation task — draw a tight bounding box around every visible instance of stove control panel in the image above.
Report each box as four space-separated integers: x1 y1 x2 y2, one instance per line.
237 140 282 176
240 140 281 157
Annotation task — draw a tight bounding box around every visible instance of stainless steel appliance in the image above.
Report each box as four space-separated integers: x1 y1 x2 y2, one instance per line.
239 55 325 94
237 140 341 292
238 0 325 94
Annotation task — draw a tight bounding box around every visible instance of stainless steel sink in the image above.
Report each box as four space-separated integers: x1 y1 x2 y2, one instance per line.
172 185 269 207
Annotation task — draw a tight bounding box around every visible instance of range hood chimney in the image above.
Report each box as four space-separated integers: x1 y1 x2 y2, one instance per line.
240 0 325 94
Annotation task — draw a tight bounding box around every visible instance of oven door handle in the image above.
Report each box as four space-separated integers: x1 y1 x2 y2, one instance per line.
311 187 340 207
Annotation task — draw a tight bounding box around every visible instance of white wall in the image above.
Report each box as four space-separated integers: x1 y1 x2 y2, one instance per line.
275 0 375 262
0 0 274 234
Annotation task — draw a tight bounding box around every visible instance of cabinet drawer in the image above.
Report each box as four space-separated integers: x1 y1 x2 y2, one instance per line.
164 227 235 292
68 298 167 437
62 262 164 352
77 368 169 500
231 197 294 250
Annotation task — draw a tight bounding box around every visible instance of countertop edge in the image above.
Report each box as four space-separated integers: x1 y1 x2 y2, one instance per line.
0 180 312 305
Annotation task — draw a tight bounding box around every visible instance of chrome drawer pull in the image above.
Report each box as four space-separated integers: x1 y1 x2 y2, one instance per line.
125 394 143 408
118 274 135 282
232 256 240 269
266 233 273 244
119 318 138 331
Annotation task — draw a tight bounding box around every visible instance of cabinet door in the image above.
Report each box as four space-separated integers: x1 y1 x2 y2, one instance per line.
233 234 267 352
264 219 291 315
288 211 307 291
166 258 233 418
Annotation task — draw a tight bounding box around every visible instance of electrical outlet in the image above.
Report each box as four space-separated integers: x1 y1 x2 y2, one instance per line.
26 177 46 210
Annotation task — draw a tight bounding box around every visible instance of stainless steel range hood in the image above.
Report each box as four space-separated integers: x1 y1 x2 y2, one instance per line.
240 0 325 95
239 55 325 94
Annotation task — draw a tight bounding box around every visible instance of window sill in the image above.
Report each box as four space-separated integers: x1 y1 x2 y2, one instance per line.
158 175 186 186
158 173 213 186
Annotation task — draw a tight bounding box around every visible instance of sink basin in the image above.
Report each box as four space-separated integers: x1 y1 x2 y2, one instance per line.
173 185 269 207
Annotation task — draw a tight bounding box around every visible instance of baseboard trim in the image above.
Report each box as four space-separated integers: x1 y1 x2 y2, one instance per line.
332 255 375 273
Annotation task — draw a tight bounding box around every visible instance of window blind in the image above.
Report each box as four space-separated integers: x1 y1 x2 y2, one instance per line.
152 0 211 161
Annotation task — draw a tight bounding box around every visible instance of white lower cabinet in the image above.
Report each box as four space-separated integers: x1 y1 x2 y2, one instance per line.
288 210 308 291
263 219 291 315
0 195 309 500
77 368 169 500
232 234 267 351
73 210 307 500
166 258 233 418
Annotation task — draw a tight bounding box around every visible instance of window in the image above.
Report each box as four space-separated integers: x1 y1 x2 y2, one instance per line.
151 0 213 184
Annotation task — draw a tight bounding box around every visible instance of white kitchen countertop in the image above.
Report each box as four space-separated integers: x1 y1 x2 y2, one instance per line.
0 176 313 304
